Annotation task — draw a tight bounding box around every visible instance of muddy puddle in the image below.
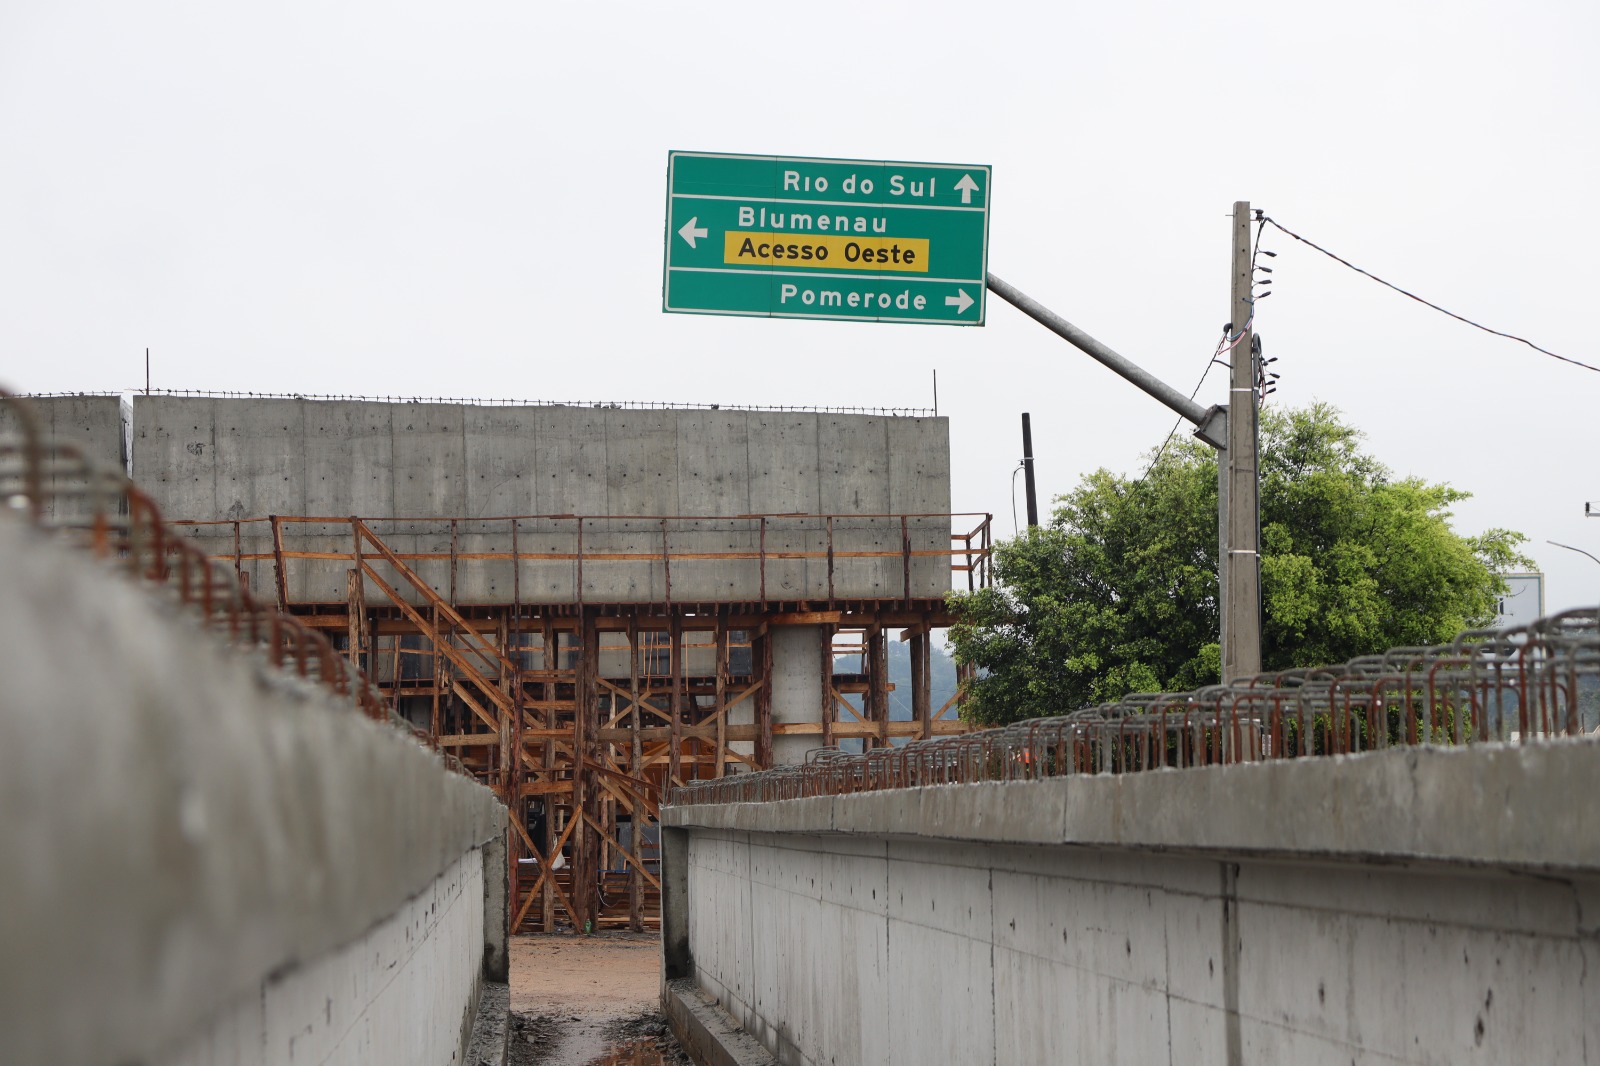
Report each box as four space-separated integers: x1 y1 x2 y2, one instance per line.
507 1008 690 1066
580 1012 690 1066
583 1040 672 1065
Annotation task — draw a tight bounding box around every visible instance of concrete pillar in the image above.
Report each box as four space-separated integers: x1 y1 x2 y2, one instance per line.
481 823 509 982
770 625 824 765
660 827 693 982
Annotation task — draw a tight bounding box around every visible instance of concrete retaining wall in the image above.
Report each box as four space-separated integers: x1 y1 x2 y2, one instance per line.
0 514 508 1066
0 393 125 471
7 397 955 604
0 394 127 520
127 397 951 603
662 742 1600 1065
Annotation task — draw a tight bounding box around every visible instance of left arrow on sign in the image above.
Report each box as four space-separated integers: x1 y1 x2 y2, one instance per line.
678 217 709 248
945 289 975 315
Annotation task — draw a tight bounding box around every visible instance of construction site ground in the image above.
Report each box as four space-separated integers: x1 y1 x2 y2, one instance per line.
508 933 689 1066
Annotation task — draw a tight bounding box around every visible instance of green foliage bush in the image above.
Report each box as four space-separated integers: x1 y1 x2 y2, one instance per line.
948 403 1529 726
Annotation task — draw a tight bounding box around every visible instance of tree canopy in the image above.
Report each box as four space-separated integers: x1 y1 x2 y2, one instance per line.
947 403 1528 726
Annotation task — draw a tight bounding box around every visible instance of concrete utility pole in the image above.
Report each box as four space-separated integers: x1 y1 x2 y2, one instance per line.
1220 202 1262 683
986 200 1266 685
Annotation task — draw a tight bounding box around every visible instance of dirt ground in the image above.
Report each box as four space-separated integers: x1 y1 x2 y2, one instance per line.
506 933 690 1066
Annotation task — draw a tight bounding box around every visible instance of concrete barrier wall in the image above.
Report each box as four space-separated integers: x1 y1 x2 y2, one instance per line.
662 742 1600 1065
168 847 486 1066
0 514 507 1066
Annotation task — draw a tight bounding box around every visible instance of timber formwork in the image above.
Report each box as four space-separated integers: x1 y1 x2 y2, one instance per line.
178 512 993 932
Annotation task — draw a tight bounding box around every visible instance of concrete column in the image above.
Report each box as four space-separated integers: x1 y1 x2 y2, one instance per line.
481 824 509 982
660 827 693 983
770 625 824 765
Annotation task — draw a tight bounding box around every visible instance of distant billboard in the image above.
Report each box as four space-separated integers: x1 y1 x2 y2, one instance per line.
1493 573 1545 630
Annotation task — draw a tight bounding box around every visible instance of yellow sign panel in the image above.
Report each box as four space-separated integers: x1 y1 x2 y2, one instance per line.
723 231 930 274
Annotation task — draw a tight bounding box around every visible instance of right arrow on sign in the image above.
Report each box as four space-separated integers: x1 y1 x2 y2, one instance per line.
954 174 980 205
945 289 975 314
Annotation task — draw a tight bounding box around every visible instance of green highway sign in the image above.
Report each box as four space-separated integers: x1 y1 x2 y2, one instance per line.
663 151 991 326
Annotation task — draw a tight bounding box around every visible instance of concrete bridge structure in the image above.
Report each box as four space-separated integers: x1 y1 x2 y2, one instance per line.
13 389 1599 1066
0 387 985 1065
1 391 988 937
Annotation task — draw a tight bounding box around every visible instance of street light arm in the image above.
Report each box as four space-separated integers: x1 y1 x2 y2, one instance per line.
1547 539 1600 569
986 272 1228 449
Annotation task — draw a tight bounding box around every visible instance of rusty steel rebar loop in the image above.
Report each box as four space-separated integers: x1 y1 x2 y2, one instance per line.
669 607 1600 806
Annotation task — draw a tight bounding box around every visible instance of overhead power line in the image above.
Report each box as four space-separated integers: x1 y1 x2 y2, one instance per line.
1143 331 1228 479
1261 216 1599 375
1143 219 1271 480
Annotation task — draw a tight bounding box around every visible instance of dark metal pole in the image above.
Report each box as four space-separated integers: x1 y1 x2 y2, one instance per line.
1020 413 1039 528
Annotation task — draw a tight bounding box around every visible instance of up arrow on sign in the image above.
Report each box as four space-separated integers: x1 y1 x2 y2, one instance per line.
954 174 980 205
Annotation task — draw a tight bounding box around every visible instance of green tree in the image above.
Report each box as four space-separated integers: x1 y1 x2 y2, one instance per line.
947 403 1528 726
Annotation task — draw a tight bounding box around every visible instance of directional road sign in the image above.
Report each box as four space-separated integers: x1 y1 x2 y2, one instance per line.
663 151 991 326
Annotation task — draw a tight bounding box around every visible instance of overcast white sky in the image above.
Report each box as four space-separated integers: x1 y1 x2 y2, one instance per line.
3 1 1597 612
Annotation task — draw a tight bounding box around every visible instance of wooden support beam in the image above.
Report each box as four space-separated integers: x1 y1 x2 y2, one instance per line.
269 515 289 612
669 615 683 788
513 815 579 933
449 518 459 606
628 621 644 931
912 626 932 741
345 568 366 671
756 629 774 767
541 616 557 932
821 623 835 750
573 612 603 932
872 625 890 750
714 615 728 779
581 812 662 893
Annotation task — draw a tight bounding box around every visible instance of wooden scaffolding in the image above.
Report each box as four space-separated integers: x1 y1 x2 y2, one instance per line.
177 511 993 932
